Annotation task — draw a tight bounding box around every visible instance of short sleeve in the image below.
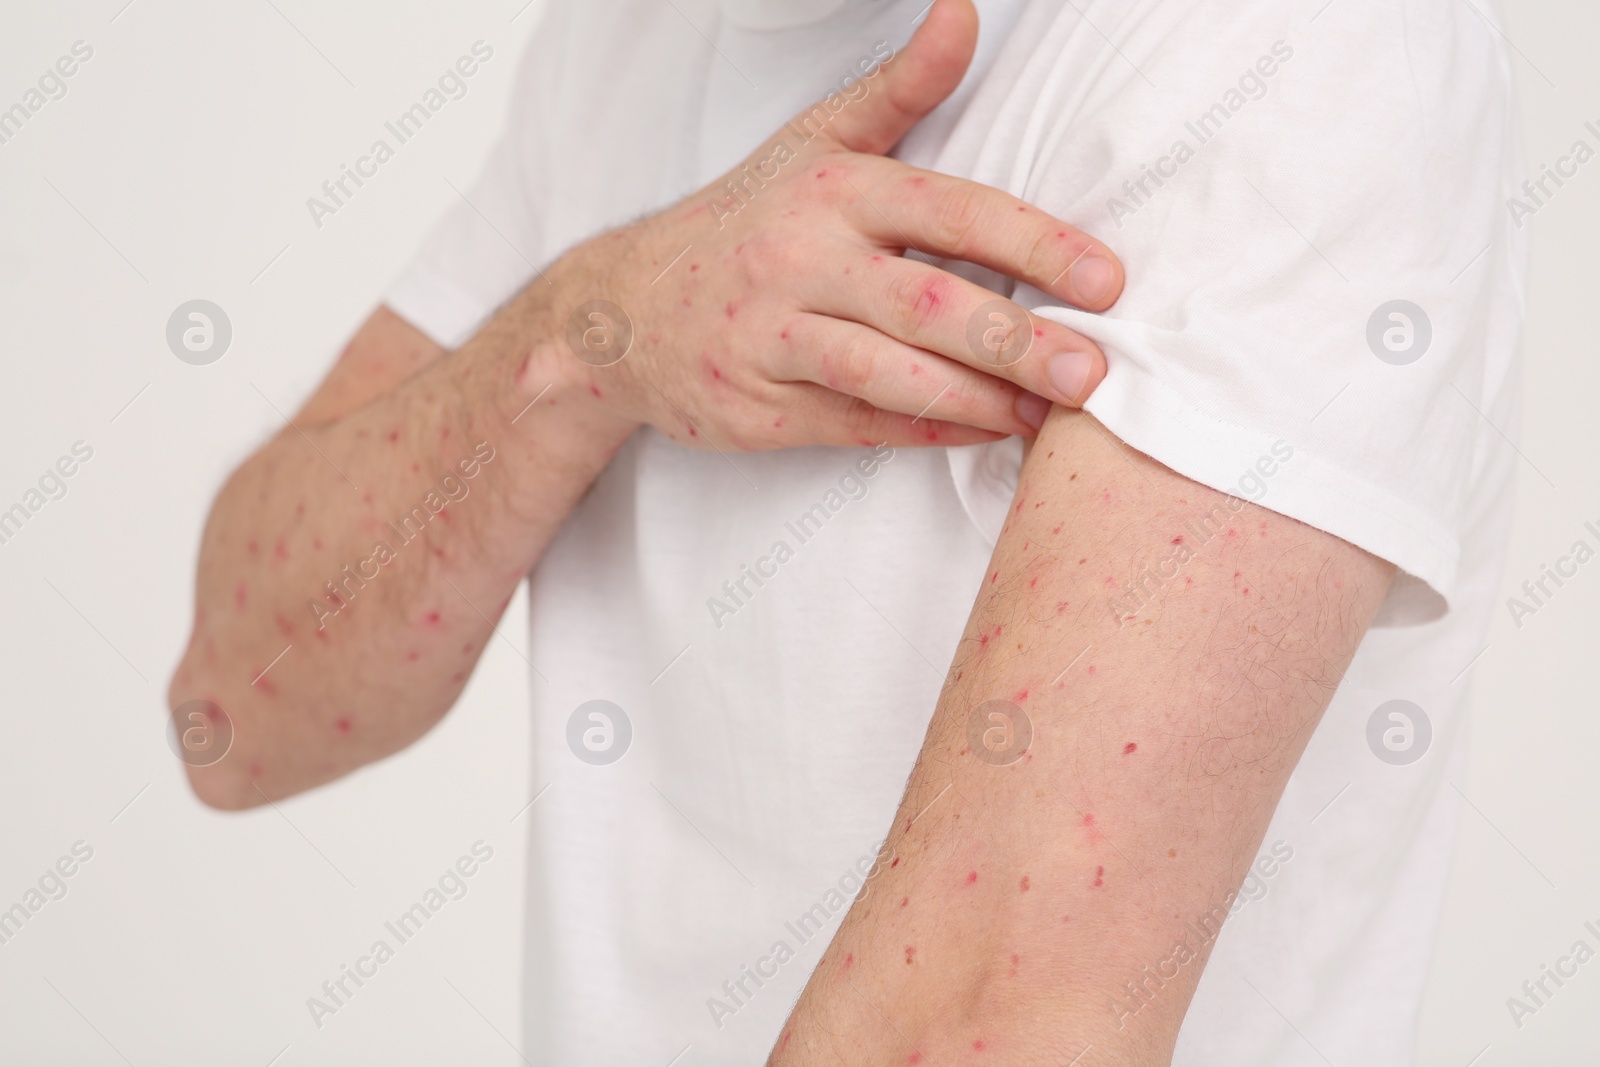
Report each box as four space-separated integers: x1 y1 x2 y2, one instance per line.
925 0 1528 625
384 3 575 348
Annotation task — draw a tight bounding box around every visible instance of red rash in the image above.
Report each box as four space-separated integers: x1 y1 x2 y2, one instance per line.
387 430 400 444
900 897 909 908
1123 742 1138 754
234 582 248 609
842 953 853 971
890 857 900 867
1093 866 1104 888
966 871 978 885
905 945 917 964
335 716 351 734
1019 875 1030 892
424 611 442 626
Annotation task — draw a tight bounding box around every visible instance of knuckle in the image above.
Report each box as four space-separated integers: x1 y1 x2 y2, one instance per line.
931 181 985 254
1022 224 1060 285
886 268 945 338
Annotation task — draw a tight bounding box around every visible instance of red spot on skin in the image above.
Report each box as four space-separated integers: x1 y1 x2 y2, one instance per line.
734 243 744 255
273 539 289 562
1052 523 1063 534
203 704 223 723
1034 500 1044 508
1063 915 1071 923
1015 499 1025 513
1087 665 1097 675
1227 528 1238 538
1234 571 1242 580
1171 536 1184 545
900 897 909 908
1055 601 1069 614
993 625 1003 637
1010 953 1020 976
295 502 305 518
461 642 473 655
424 611 442 627
991 571 999 584
274 613 295 637
815 169 828 179
966 871 978 885
974 1040 988 1051
1102 490 1112 503
724 302 738 320
387 430 400 444
1057 231 1067 238
1029 577 1038 589
842 953 853 971
906 820 913 833
312 537 323 550
1014 689 1029 702
314 629 328 643
362 491 374 506
905 945 916 964
910 176 927 186
234 582 248 610
253 675 278 698
779 1032 791 1054
1093 866 1105 888
689 263 699 272
1243 588 1250 596
1124 742 1138 754
681 297 692 308
779 329 789 340
590 384 603 398
890 856 900 867
450 670 467 683
687 426 698 438
439 427 450 441
908 1054 923 1066
335 716 351 735
248 760 263 780
870 254 883 262
246 539 259 555
979 632 990 649
773 417 785 429
405 650 420 663
1084 813 1097 827
1020 875 1030 892
1185 577 1193 586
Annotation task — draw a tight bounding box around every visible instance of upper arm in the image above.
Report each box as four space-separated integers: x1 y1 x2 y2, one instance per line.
292 304 447 428
776 407 1393 1063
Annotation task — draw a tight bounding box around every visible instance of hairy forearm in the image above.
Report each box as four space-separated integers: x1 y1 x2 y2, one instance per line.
772 410 1392 1065
169 284 636 809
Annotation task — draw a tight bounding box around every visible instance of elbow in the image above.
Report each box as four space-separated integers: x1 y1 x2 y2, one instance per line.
166 658 265 813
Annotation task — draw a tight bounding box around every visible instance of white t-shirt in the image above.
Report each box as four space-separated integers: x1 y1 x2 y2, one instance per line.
386 0 1526 1062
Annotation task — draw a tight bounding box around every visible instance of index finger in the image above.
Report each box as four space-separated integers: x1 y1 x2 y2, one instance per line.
844 157 1125 312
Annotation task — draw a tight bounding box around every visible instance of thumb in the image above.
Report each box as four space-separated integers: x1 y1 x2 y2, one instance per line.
814 0 978 156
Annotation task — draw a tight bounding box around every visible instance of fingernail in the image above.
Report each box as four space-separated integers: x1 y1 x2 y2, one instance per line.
1071 254 1116 305
1014 390 1050 430
1047 351 1093 405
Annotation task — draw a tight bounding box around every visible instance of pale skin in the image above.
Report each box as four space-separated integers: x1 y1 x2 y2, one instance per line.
168 0 1123 809
172 1 1392 1059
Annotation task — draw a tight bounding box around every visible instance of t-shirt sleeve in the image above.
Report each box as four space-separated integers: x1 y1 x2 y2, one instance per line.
934 0 1527 626
384 3 573 349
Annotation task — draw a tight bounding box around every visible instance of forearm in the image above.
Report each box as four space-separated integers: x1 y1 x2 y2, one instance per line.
772 410 1392 1065
170 284 637 809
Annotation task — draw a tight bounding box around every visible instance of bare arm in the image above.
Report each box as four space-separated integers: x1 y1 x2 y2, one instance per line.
169 293 636 809
772 408 1394 1064
168 0 1126 812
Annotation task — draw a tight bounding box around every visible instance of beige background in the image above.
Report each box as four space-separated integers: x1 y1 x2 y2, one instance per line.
0 0 1592 1063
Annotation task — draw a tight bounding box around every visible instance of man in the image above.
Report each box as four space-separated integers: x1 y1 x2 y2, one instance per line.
170 0 1525 1062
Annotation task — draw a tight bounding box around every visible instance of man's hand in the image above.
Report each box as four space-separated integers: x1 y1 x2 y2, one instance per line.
550 0 1121 448
770 409 1394 1064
